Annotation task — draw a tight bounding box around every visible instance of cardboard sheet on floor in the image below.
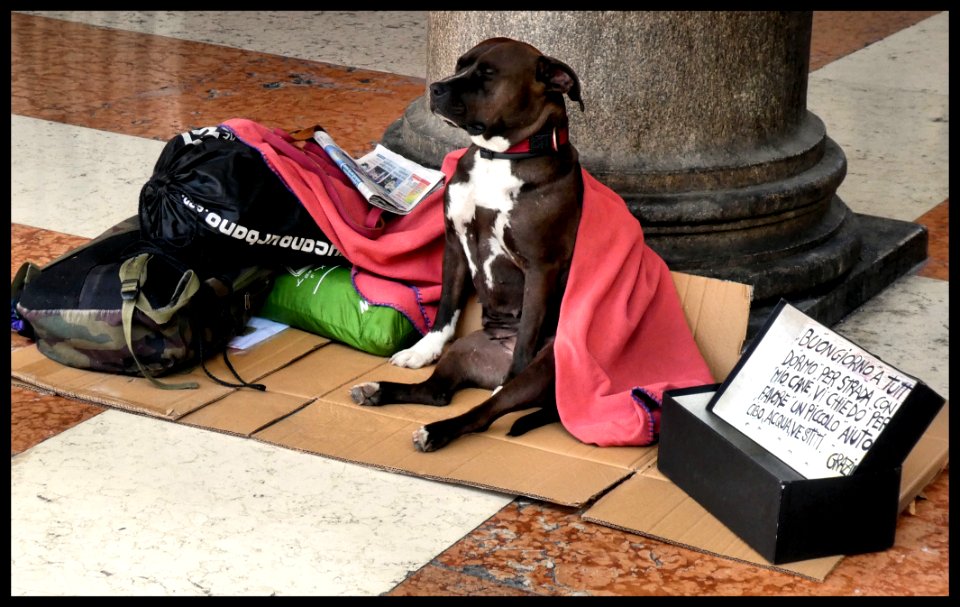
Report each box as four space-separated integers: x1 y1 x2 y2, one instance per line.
581 403 949 581
10 271 947 580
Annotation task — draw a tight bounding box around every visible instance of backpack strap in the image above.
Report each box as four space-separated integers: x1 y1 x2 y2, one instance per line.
119 253 201 390
197 343 267 392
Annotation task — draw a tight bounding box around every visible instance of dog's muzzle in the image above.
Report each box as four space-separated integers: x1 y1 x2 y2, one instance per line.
429 81 484 135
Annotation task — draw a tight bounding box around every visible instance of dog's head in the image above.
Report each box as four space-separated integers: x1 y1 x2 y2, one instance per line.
429 37 583 147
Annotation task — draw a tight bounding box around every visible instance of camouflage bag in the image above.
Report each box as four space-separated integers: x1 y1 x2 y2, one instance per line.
12 216 275 390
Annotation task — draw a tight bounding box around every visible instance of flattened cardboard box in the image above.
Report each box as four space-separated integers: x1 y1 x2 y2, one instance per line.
10 272 948 581
583 401 948 580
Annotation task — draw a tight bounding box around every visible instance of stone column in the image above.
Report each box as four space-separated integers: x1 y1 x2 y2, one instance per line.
383 11 925 329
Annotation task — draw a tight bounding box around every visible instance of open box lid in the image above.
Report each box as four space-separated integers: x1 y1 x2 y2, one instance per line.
705 299 945 480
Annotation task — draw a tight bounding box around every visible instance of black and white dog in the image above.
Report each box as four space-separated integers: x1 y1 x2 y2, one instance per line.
351 37 584 451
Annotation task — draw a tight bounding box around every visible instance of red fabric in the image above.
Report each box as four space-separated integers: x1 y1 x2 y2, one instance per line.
223 118 454 335
554 171 714 446
226 119 711 446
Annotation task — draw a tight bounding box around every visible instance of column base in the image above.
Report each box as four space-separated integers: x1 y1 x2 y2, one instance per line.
383 108 925 334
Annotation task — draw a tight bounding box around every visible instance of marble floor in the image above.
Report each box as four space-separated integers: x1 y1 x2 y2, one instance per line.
9 11 949 596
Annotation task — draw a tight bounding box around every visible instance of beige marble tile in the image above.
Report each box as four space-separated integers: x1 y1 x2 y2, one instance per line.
11 411 513 596
833 274 949 402
811 12 948 95
807 80 948 223
11 116 164 238
807 12 948 223
809 11 942 71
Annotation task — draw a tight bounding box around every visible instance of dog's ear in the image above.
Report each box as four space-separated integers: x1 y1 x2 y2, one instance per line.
537 56 584 112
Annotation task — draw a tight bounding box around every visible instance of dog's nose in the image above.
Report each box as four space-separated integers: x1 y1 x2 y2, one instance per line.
430 82 450 98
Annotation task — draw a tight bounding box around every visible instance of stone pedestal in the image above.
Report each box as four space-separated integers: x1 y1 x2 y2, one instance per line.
383 11 927 330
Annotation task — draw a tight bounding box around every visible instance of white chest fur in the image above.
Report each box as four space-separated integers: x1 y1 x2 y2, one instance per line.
446 151 523 289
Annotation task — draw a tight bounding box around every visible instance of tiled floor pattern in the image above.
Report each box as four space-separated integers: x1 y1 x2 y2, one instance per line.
10 11 949 596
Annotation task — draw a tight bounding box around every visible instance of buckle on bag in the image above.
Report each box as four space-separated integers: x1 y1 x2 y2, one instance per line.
120 279 140 301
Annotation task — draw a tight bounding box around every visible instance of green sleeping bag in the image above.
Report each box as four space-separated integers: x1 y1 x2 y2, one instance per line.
258 265 418 357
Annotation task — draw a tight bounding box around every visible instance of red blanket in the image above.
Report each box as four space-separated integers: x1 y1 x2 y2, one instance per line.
227 120 712 447
224 118 450 335
553 170 714 446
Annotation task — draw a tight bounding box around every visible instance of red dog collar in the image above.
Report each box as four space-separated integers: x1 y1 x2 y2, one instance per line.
478 126 569 160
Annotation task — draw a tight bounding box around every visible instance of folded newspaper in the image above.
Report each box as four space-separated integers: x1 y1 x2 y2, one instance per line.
313 130 445 215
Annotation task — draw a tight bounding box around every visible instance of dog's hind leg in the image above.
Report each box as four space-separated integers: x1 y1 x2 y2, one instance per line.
350 330 512 408
413 339 557 452
506 405 560 436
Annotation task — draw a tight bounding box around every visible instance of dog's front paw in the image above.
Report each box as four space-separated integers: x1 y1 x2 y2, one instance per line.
350 382 381 406
391 317 461 368
390 348 431 369
412 424 452 452
390 345 437 369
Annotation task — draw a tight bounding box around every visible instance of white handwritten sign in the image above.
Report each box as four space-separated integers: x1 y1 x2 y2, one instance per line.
708 302 916 479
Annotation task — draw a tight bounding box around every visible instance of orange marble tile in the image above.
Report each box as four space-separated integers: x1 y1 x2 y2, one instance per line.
11 12 425 157
915 199 949 281
387 565 541 596
11 223 91 280
810 11 942 71
395 469 948 596
11 386 105 456
11 224 106 455
13 11 944 153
